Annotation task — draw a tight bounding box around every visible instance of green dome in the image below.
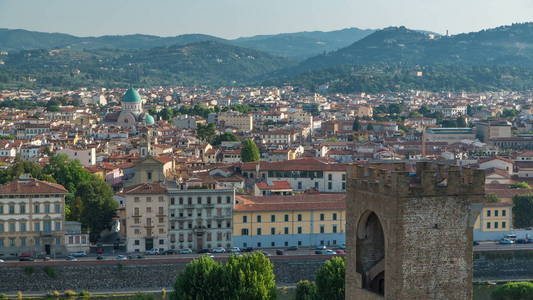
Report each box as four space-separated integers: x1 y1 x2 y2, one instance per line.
122 88 141 103
144 114 155 125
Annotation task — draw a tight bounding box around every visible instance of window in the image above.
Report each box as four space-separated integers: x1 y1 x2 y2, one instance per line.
134 207 139 216
320 225 325 233
45 204 50 214
134 197 140 203
9 205 15 214
284 214 289 222
134 240 140 245
179 197 183 205
226 196 231 204
328 182 332 190
342 182 346 190
502 222 507 228
147 172 152 180
257 242 262 248
257 228 262 235
271 242 275 247
35 223 40 232
9 238 15 247
20 223 27 232
0 205 3 214
284 227 289 234
242 216 248 223
271 215 276 222
315 182 319 189
502 210 507 217
298 182 302 189
55 221 61 231
333 213 337 221
487 210 491 217
146 207 152 213
170 197 175 205
159 239 164 245
342 174 346 181
328 174 332 180
9 223 15 232
271 228 276 235
20 204 26 214
54 204 60 213
320 214 325 221
495 210 499 217
333 225 337 233
134 229 140 234
297 227 302 234
257 215 262 223
298 241 302 246
159 207 164 215
297 214 302 222
146 197 152 202
34 204 40 214
486 222 491 229
159 196 164 202
197 197 202 205
217 196 222 204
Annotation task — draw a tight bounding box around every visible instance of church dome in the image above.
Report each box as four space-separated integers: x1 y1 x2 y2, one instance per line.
144 113 155 125
122 88 142 103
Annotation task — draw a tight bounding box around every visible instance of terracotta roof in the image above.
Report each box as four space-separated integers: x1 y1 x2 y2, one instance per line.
0 178 68 195
479 156 514 165
234 193 345 212
123 182 167 195
256 181 292 190
240 158 347 172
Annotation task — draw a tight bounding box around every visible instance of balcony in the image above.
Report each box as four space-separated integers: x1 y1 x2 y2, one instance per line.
39 231 58 237
144 224 154 228
204 203 215 208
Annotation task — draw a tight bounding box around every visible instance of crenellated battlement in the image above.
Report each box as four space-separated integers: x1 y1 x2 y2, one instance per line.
348 162 485 198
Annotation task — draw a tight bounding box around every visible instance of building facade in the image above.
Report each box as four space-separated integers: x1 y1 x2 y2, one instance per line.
0 177 68 257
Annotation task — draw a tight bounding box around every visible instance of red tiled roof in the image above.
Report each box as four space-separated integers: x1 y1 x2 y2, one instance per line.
234 193 345 212
0 178 68 195
255 181 292 190
240 158 347 172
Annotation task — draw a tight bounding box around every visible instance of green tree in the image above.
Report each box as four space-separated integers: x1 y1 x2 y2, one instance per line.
510 182 532 189
172 255 224 300
196 123 216 142
77 177 117 242
512 194 533 228
225 252 276 300
315 257 345 300
352 118 361 131
492 281 533 300
485 193 501 203
212 132 240 146
241 139 260 162
0 160 55 185
295 280 318 300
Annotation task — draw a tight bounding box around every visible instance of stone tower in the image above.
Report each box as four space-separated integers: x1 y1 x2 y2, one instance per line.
345 162 485 300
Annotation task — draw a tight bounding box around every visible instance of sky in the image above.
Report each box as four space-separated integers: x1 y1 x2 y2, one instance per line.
0 0 532 39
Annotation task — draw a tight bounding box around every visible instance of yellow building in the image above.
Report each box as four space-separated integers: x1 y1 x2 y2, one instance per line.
474 202 513 241
233 194 345 248
217 112 253 132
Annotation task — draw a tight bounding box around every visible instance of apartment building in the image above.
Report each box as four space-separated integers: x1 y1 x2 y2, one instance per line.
0 177 68 257
217 112 253 132
233 194 346 248
124 182 169 252
474 202 513 241
167 183 235 251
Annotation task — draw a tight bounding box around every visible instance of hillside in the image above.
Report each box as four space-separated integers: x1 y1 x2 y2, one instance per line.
0 41 289 89
289 23 533 74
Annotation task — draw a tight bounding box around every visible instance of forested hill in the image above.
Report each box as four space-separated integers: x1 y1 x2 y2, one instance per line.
0 41 289 89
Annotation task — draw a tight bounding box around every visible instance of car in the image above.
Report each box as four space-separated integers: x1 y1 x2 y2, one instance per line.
337 244 346 250
286 246 298 251
19 257 34 262
145 249 160 255
314 250 324 255
473 241 480 246
197 249 211 254
335 249 346 255
276 249 284 256
201 254 215 259
505 234 517 240
516 239 528 244
243 247 255 252
0 259 4 263
19 252 32 258
70 250 87 257
212 247 226 253
179 248 193 254
163 249 177 255
325 249 337 255
315 245 326 250
96 248 104 255
97 255 105 260
127 254 144 259
66 255 78 261
499 238 515 245
116 255 127 260
228 247 241 253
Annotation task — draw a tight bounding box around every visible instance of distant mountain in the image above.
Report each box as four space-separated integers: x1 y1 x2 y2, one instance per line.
288 23 533 74
0 41 289 88
0 27 375 59
232 28 375 60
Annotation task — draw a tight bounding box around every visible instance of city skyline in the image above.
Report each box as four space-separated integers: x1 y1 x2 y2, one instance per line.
0 0 532 39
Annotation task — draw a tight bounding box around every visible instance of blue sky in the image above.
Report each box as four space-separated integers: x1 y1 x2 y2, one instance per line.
0 0 532 38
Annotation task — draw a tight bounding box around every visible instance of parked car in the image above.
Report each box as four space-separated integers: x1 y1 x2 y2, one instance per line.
212 247 226 253
19 257 34 262
325 249 337 255
499 238 515 245
179 248 193 254
286 246 298 251
163 249 177 255
128 255 144 259
276 249 284 256
145 249 160 255
0 259 5 263
197 249 211 254
66 255 78 261
19 252 32 258
70 250 87 257
96 255 105 260
505 234 517 240
335 249 346 255
315 250 324 255
243 247 255 252
315 245 326 250
116 255 128 260
228 247 241 253
516 239 528 244
473 241 480 246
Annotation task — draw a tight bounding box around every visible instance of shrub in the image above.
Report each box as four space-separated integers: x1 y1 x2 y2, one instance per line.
295 280 317 300
43 266 57 278
63 290 77 297
79 290 92 298
492 282 533 300
0 293 7 300
315 257 345 300
17 291 23 300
